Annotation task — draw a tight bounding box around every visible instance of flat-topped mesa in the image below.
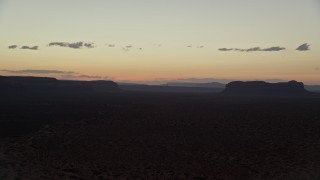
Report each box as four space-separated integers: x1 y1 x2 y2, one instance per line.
0 76 24 91
0 76 10 81
0 76 120 93
223 80 308 96
6 76 58 83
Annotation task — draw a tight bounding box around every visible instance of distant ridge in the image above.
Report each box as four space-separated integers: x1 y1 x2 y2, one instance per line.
165 82 225 88
4 76 58 83
305 85 320 92
0 76 120 94
119 84 223 93
223 80 310 96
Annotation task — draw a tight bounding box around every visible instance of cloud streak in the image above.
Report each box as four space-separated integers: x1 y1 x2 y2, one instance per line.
60 74 107 80
48 42 95 49
8 45 18 49
218 48 233 51
79 75 102 79
1 69 75 74
2 69 106 80
219 46 286 52
296 43 310 51
262 46 286 51
20 46 39 50
83 43 95 48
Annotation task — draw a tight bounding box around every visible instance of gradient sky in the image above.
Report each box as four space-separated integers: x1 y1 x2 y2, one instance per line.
1 0 319 84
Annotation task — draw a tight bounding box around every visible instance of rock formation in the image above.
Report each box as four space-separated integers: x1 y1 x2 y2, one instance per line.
223 80 308 96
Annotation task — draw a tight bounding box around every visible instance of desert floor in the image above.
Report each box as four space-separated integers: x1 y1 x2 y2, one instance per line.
1 92 320 179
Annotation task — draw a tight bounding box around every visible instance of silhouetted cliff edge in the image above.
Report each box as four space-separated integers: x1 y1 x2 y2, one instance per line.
0 76 120 94
223 80 310 96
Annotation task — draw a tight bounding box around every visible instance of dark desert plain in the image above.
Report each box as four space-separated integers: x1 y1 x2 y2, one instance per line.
1 77 320 179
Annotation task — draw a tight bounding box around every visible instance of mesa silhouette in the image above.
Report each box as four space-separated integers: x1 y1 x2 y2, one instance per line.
0 76 119 94
1 76 317 97
223 80 310 96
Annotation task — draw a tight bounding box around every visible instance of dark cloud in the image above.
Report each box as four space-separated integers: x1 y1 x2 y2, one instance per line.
187 45 192 48
68 42 84 49
8 45 18 49
1 69 74 74
262 46 286 51
235 48 245 52
222 46 286 52
296 43 310 51
245 47 261 52
48 42 67 47
235 47 261 52
48 42 95 49
84 43 95 48
218 48 233 51
20 46 39 50
121 45 142 51
107 44 115 47
197 46 204 48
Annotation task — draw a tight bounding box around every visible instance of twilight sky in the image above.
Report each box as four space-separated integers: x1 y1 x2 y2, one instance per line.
1 0 319 84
